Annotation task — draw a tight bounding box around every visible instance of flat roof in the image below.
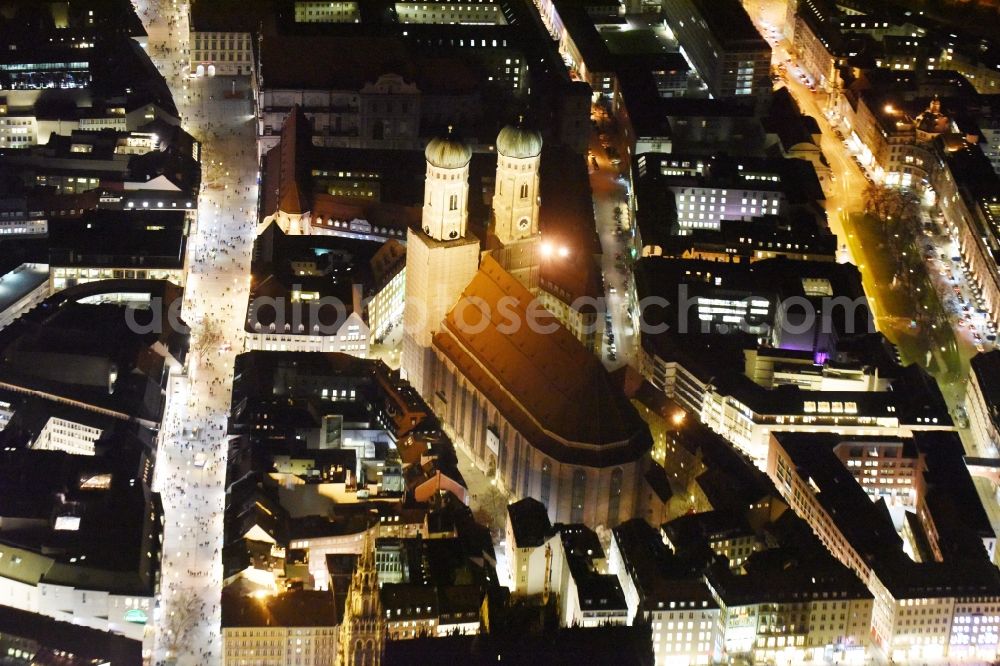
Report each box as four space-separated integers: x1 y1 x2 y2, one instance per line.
221 589 338 628
0 604 141 665
0 263 48 315
775 432 1000 598
677 0 768 51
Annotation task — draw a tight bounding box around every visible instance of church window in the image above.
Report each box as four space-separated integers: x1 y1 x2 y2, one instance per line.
540 459 552 508
449 194 458 211
519 183 528 199
571 469 586 523
608 468 623 527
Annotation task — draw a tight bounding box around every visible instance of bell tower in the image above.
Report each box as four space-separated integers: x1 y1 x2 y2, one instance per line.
402 130 481 397
489 120 543 291
492 119 542 245
422 126 471 242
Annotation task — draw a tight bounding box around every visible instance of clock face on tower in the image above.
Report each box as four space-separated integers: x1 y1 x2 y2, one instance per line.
518 218 530 230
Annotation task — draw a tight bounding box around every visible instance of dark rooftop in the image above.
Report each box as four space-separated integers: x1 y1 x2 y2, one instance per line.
221 588 339 628
507 497 552 548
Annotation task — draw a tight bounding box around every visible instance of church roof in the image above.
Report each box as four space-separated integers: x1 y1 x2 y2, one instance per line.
267 106 310 216
425 134 472 170
433 257 650 466
496 123 542 159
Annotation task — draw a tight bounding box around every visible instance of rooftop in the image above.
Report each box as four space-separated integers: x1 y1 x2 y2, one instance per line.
221 589 339 628
775 432 1000 598
506 497 552 548
677 0 768 51
433 257 651 466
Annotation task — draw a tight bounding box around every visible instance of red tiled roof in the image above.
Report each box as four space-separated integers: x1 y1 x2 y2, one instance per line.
311 195 420 231
277 107 308 215
433 257 650 466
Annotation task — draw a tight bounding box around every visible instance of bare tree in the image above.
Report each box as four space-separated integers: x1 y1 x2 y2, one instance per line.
863 182 920 227
864 183 924 291
191 316 224 358
160 588 201 657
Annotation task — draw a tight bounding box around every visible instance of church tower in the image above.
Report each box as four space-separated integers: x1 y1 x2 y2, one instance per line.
490 121 543 290
336 529 384 666
402 129 481 397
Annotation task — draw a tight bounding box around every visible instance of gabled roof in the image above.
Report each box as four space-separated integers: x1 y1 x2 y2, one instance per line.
277 105 311 215
433 257 651 466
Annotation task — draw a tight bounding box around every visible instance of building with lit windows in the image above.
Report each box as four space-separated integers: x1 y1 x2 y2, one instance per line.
47 211 189 292
0 263 50 332
610 522 721 666
791 0 848 94
367 240 407 344
610 512 875 664
632 255 868 356
0 126 200 207
976 96 1000 177
293 1 360 23
256 107 420 240
642 345 952 466
632 153 824 236
833 76 962 188
188 0 276 77
968 351 1000 457
0 282 187 652
634 258 953 464
931 136 1000 329
650 217 837 265
505 500 628 627
253 33 490 154
768 431 1000 662
937 35 1000 95
394 0 508 25
222 589 340 666
661 0 770 99
29 414 106 457
245 225 392 356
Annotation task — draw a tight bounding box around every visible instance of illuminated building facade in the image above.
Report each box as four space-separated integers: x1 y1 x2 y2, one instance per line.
768 432 1000 662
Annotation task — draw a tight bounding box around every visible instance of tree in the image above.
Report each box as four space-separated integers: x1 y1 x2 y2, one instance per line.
863 182 920 227
191 315 224 358
160 588 201 658
864 183 923 291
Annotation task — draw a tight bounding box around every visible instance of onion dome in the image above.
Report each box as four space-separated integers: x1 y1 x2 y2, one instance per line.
425 126 472 169
496 121 542 159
